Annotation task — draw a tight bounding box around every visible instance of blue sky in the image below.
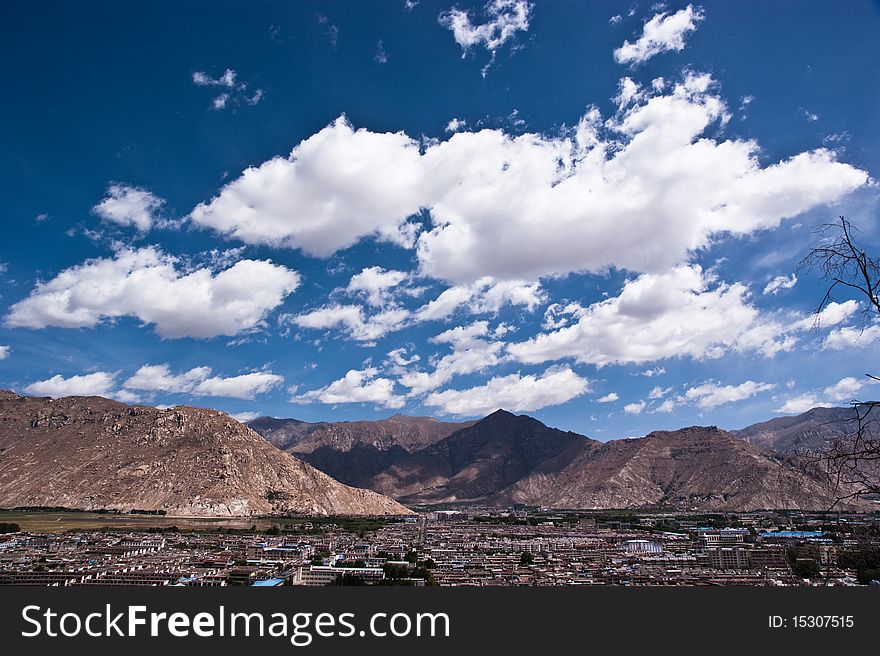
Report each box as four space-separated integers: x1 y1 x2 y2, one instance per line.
1 1 879 439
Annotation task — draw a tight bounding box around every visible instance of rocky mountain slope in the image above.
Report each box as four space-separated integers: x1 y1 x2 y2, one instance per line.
500 426 857 511
732 405 877 453
0 391 409 516
248 414 472 488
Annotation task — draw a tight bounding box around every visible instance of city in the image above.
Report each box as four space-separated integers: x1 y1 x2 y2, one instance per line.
2 509 878 586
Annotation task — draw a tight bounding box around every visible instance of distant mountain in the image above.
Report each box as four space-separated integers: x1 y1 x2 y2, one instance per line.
365 410 597 504
251 410 866 511
733 406 877 454
248 414 472 488
0 391 409 516
501 426 859 511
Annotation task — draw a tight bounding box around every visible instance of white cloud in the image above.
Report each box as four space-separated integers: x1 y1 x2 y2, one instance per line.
289 304 409 342
791 300 859 331
123 364 212 394
423 365 588 416
375 39 389 64
398 321 506 395
193 372 283 400
230 411 261 423
92 184 165 232
186 75 867 286
683 380 775 410
0 345 9 360
595 392 619 403
775 393 822 414
614 4 704 66
641 367 666 377
445 118 467 133
24 372 119 399
439 0 532 56
823 376 875 403
648 385 673 399
122 364 281 400
192 69 263 110
763 274 797 295
189 116 424 257
345 266 408 307
508 265 792 367
415 277 545 321
5 247 300 339
624 400 647 415
293 368 405 409
822 323 880 350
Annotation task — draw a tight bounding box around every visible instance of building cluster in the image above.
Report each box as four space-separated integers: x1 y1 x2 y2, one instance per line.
0 510 877 586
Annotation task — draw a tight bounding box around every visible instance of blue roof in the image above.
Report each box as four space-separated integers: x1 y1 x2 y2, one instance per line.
759 531 824 538
251 578 285 586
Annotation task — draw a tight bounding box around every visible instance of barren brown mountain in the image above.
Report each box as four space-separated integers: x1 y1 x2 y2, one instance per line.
732 405 878 454
248 414 472 488
0 391 409 516
501 426 863 511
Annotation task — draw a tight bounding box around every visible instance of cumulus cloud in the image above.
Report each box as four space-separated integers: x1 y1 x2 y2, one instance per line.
763 273 797 295
624 400 647 415
92 184 165 232
345 266 408 307
399 321 506 395
823 323 880 350
596 392 619 403
508 265 792 367
415 277 545 321
189 117 424 257
24 372 121 399
293 368 405 409
5 247 300 339
775 376 877 413
423 365 588 416
289 304 409 342
230 411 261 423
614 5 704 66
123 364 282 400
439 0 532 75
123 364 212 394
682 380 775 409
775 393 822 414
186 75 867 287
193 372 283 400
0 345 9 360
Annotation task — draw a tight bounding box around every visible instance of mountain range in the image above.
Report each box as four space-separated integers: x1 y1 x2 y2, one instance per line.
0 388 870 515
248 407 869 511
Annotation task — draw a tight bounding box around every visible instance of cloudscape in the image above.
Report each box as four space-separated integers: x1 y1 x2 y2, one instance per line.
1 0 879 440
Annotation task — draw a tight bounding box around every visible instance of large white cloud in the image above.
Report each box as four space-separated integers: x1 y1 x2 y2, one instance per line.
123 364 282 400
189 117 425 257
24 372 130 400
614 5 705 66
92 184 165 232
187 74 867 287
507 265 790 367
423 365 589 416
292 368 405 409
5 247 300 339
